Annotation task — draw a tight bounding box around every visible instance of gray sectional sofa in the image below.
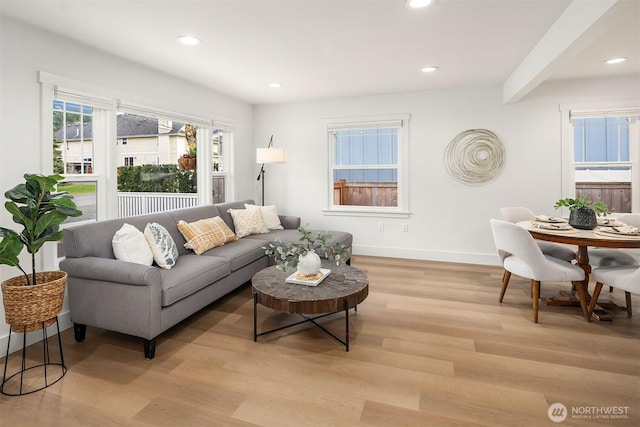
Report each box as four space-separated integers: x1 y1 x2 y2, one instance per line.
60 199 352 359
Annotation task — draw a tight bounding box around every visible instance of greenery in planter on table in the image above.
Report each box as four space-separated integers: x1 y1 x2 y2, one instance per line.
263 226 351 272
553 197 611 216
0 174 82 286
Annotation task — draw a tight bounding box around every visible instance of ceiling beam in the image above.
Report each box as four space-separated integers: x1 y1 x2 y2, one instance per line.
502 0 619 104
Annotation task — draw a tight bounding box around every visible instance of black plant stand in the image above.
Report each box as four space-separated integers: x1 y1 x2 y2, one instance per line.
1 316 67 396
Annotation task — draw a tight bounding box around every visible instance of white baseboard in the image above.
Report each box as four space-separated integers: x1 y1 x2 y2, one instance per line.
0 309 72 358
352 244 501 266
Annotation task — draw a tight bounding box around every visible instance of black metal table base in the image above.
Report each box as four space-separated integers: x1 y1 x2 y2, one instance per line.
254 294 356 351
1 317 67 396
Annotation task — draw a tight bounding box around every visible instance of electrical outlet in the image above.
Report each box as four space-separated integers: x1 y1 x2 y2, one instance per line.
401 223 408 232
377 221 384 231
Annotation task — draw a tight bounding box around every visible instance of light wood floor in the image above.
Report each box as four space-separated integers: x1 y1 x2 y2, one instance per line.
1 256 639 426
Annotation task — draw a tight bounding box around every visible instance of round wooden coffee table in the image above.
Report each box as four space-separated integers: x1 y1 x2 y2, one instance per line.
252 264 369 351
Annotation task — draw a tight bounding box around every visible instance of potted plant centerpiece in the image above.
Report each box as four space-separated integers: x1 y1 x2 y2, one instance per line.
0 174 82 332
264 227 351 277
554 197 610 230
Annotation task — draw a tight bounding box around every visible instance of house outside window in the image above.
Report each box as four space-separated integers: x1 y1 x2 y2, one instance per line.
124 156 134 166
53 99 94 175
326 115 409 217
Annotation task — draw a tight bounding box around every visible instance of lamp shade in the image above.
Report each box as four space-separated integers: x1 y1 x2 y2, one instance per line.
256 147 287 164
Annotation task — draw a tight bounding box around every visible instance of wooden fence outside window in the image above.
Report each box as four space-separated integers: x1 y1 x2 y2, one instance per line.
576 182 632 214
333 179 397 207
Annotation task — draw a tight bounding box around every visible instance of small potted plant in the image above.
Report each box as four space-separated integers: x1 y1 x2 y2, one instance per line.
263 227 351 275
554 197 610 230
0 174 82 332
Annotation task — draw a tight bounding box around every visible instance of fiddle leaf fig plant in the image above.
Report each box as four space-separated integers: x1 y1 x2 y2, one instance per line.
554 197 611 217
263 226 351 271
0 174 82 286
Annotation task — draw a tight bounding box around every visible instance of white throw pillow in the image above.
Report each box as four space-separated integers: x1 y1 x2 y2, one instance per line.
228 208 269 238
112 223 153 266
144 222 179 269
245 204 284 230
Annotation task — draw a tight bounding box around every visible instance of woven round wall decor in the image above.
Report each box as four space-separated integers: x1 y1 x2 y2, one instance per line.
444 129 505 185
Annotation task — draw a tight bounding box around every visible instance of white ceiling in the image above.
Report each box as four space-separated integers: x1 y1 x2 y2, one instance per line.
1 0 638 105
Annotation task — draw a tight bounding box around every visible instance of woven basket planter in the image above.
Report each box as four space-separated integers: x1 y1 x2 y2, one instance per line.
1 271 67 333
178 157 196 170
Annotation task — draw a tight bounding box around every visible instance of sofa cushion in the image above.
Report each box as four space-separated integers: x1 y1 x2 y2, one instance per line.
144 222 179 269
166 205 222 229
203 238 268 271
245 204 284 230
228 208 269 238
160 254 230 306
177 217 237 255
112 223 154 265
63 212 177 259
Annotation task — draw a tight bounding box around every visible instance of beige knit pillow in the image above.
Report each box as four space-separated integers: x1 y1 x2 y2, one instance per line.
245 204 284 230
177 216 237 255
228 208 269 238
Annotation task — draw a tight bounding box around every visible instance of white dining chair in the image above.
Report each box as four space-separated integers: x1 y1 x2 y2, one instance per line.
588 265 640 320
499 207 576 261
490 219 586 323
499 207 576 296
589 214 640 292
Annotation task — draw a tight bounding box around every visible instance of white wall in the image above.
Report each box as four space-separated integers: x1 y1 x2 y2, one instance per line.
0 17 254 352
253 75 639 265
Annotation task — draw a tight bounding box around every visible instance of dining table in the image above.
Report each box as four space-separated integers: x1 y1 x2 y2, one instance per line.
517 218 640 321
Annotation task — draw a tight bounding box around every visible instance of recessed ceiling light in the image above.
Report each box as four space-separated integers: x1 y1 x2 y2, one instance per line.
269 83 282 88
406 0 433 9
605 57 627 65
421 66 439 73
177 35 201 46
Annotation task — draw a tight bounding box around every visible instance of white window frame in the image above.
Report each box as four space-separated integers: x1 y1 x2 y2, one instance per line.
40 73 117 269
560 103 640 214
39 72 235 268
323 114 410 218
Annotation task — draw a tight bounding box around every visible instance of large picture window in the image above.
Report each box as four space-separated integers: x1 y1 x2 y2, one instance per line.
42 73 235 264
327 115 409 217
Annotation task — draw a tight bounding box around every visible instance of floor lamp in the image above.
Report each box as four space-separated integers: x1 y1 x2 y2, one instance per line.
256 135 287 206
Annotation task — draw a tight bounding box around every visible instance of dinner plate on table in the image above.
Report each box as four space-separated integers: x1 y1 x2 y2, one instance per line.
534 215 568 224
597 218 624 227
598 226 640 236
536 222 573 231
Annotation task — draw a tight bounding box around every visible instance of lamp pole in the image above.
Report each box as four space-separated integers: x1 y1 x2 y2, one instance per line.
257 164 266 206
256 135 274 206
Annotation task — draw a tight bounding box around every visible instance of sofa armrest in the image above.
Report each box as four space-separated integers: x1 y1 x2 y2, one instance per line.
279 215 301 229
60 257 162 287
